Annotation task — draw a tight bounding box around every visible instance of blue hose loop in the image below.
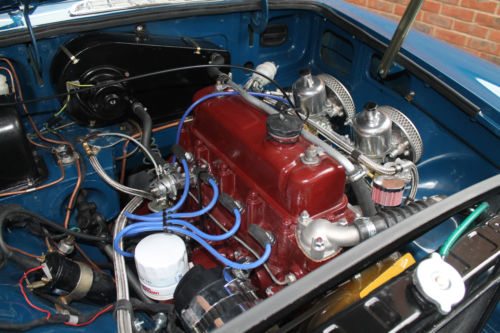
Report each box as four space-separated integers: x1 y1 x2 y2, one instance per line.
115 207 241 257
115 224 271 269
125 178 218 222
172 91 290 163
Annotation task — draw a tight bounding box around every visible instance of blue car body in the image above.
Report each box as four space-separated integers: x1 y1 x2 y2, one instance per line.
0 0 498 332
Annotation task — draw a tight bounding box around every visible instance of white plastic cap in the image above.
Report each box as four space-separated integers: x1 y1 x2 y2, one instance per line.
134 233 189 300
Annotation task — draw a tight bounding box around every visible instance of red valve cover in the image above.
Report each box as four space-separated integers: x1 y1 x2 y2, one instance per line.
180 87 353 293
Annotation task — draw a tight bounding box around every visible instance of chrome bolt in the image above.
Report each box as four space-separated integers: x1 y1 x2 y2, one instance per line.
133 319 144 331
153 312 168 332
286 273 297 283
184 152 194 163
314 237 325 249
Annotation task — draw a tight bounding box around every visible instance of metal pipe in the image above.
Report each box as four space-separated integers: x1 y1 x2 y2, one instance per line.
232 80 397 176
94 132 161 177
89 155 153 200
305 119 398 175
113 196 143 333
377 0 425 79
227 80 359 177
301 219 361 248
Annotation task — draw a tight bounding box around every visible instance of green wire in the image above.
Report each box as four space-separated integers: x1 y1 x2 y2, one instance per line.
439 202 490 257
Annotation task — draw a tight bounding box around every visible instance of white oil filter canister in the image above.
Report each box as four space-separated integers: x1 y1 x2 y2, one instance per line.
134 233 189 300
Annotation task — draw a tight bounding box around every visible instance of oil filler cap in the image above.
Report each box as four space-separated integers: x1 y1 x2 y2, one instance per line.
413 253 465 314
266 113 302 144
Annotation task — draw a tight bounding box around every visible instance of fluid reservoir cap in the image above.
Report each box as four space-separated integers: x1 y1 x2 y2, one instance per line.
134 233 189 300
413 253 465 314
266 113 302 144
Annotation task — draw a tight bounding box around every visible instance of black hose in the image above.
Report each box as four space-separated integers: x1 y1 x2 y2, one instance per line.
130 298 174 313
0 204 110 243
132 102 152 152
0 314 68 331
32 290 83 316
353 196 444 241
207 53 225 80
351 179 377 217
0 205 42 270
101 244 154 304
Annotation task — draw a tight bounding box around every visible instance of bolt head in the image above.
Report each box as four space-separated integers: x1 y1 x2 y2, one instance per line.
314 237 324 247
184 152 194 163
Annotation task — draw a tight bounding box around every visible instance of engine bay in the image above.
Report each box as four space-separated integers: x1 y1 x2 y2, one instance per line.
0 5 499 333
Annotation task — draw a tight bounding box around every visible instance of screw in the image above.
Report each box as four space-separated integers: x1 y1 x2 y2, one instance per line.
314 237 325 249
305 145 317 159
286 273 297 283
153 312 168 331
133 319 144 331
298 210 311 227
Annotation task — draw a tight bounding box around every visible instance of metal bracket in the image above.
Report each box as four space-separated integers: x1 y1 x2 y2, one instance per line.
250 0 269 34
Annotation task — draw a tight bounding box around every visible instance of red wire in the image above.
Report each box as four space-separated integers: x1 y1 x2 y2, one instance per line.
19 266 52 320
20 266 113 327
64 304 114 327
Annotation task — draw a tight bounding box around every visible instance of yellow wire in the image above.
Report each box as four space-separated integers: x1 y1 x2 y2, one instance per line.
66 81 95 88
53 82 94 117
54 94 70 117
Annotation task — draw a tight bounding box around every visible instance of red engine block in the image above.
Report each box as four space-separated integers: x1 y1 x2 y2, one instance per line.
181 87 354 293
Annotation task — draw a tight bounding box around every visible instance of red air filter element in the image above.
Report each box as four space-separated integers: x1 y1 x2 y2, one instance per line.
372 177 406 207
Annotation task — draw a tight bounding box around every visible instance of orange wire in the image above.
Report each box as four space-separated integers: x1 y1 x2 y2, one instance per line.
6 245 41 259
119 120 180 184
0 162 65 197
63 156 82 228
0 60 81 205
0 58 71 148
0 66 16 95
27 135 52 150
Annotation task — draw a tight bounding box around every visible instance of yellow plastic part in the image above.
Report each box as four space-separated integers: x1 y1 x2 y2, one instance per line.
360 252 416 298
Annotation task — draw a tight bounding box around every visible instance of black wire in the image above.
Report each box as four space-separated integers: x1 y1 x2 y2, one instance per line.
32 290 83 316
0 63 295 108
